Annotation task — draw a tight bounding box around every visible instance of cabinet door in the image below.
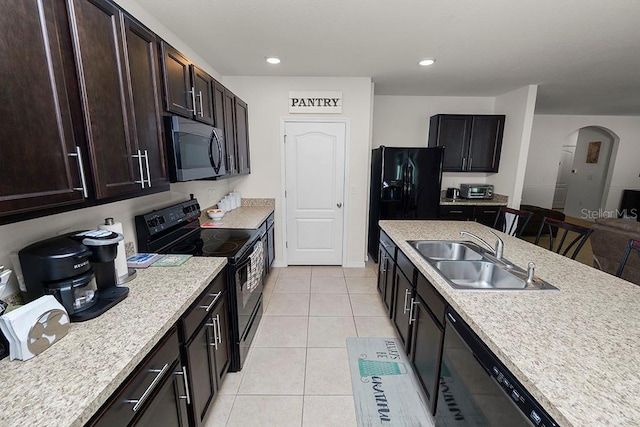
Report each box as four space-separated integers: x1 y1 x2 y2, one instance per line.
377 246 387 296
223 89 237 174
133 360 190 427
211 296 231 387
409 297 444 415
0 0 87 215
68 0 141 199
212 80 226 131
428 115 472 172
439 205 474 221
123 15 169 190
235 97 251 175
267 224 275 268
161 42 193 118
185 322 216 426
473 205 501 226
392 269 413 350
468 115 505 172
191 65 215 125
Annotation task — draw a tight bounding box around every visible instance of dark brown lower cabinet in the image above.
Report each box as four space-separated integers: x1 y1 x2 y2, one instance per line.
392 266 413 350
378 245 396 315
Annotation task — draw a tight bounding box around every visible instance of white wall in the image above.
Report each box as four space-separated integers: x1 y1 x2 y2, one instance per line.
487 85 538 208
563 127 614 217
222 76 374 267
522 115 640 211
372 95 496 188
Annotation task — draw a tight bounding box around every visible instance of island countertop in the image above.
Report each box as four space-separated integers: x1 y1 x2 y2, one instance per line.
0 257 227 427
380 220 640 427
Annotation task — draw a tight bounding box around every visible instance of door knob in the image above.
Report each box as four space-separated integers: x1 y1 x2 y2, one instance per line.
337 203 342 208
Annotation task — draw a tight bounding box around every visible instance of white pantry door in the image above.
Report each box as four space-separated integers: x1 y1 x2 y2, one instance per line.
284 121 346 265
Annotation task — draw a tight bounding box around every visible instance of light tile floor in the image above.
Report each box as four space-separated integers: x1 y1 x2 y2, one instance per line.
203 263 400 427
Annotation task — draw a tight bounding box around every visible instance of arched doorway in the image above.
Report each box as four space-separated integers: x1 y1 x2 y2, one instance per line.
552 126 618 219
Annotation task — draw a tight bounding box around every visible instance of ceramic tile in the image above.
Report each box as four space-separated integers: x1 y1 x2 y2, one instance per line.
343 267 377 278
307 317 357 347
304 348 353 395
349 293 387 316
238 348 306 395
253 316 308 347
203 395 235 426
310 277 348 294
273 276 311 294
218 371 244 395
226 395 303 427
279 266 312 278
345 277 378 294
302 396 357 427
311 266 345 277
264 293 310 316
354 316 398 338
309 294 353 316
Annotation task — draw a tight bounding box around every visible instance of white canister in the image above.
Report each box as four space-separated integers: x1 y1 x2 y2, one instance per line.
98 218 128 281
232 191 241 208
227 195 237 210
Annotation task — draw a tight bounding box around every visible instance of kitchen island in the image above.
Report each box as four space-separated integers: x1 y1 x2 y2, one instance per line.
381 220 640 426
0 257 226 427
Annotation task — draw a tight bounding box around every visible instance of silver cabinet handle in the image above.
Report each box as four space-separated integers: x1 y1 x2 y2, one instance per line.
207 317 219 350
447 312 457 323
132 149 145 189
469 157 473 169
215 314 221 344
189 88 197 114
198 91 204 117
143 150 151 187
409 299 418 325
199 291 221 312
68 146 88 197
462 157 467 170
125 363 169 412
174 366 191 404
403 288 410 314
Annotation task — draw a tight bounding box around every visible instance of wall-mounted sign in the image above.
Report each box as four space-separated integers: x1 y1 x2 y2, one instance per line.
289 91 342 113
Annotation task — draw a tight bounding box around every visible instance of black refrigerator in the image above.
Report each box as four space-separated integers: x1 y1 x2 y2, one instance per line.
368 146 444 262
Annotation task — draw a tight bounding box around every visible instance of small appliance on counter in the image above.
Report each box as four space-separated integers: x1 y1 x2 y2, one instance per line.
459 183 494 199
445 187 460 199
18 230 129 322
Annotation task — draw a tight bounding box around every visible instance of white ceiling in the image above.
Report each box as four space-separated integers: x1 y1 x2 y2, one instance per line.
134 0 640 115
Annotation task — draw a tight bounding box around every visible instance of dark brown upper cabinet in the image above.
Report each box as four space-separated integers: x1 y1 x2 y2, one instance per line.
223 88 238 175
160 42 214 125
67 0 168 199
0 0 88 216
428 114 505 173
235 97 251 175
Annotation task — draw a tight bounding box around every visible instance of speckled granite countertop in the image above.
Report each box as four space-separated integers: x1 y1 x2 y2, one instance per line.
380 220 640 427
440 191 508 206
201 198 274 229
0 257 227 427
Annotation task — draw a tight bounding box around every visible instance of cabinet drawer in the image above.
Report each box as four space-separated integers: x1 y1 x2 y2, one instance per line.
90 327 180 426
416 273 446 326
379 230 397 259
439 205 474 220
181 269 227 342
473 206 500 226
396 250 415 284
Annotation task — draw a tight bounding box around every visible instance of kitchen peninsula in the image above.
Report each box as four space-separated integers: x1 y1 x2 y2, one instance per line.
381 220 640 426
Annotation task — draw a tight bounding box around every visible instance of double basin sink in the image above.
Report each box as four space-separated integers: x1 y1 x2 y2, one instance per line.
408 240 557 291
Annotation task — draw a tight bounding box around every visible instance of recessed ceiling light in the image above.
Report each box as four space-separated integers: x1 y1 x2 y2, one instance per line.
418 58 436 66
265 56 281 65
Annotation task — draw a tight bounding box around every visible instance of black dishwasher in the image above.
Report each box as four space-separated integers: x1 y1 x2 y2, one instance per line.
435 307 558 427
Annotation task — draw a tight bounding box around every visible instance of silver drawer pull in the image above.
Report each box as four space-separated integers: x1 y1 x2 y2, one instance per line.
199 291 222 312
449 210 463 214
403 289 410 313
409 299 419 325
207 317 219 350
215 314 221 344
68 146 88 197
174 366 191 404
125 363 169 412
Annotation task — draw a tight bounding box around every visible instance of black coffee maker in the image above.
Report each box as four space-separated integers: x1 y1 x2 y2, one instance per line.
19 230 129 322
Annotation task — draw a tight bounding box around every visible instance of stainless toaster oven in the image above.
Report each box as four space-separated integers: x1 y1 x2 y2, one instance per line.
459 184 494 199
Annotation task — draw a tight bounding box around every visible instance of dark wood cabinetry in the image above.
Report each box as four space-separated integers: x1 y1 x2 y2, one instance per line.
235 98 251 175
377 231 397 315
223 88 238 174
264 213 276 276
428 114 505 172
439 204 501 226
392 250 416 351
0 0 87 216
68 0 168 199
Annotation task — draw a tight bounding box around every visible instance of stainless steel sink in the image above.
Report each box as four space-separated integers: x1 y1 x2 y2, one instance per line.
408 241 484 261
433 261 526 289
407 240 558 291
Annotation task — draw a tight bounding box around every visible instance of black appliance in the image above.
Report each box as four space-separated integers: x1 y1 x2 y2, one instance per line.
368 146 444 261
165 115 226 181
18 230 129 322
135 198 263 371
435 307 558 427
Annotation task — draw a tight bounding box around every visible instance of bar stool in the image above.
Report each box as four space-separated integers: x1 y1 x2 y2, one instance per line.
615 239 640 279
492 207 534 237
534 217 593 260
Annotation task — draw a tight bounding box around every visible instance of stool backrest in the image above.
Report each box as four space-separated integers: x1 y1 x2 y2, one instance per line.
615 239 640 280
534 217 593 260
492 207 534 237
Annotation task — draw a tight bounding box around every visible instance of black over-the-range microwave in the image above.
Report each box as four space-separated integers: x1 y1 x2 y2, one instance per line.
164 116 226 182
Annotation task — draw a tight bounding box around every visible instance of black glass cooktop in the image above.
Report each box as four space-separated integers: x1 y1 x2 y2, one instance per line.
162 227 257 259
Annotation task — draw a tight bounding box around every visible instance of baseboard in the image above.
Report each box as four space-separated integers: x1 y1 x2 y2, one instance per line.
271 261 366 268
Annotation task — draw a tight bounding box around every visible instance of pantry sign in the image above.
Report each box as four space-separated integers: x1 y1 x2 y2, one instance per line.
289 91 342 113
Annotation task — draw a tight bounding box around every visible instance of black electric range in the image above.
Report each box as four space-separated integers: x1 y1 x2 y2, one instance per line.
135 198 264 371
